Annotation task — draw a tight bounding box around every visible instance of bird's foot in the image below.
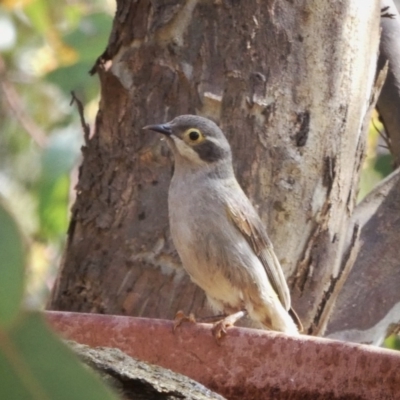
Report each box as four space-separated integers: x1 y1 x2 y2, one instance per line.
211 310 247 344
173 310 196 332
211 320 230 343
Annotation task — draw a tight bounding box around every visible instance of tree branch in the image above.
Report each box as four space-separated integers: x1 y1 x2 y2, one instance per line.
326 168 400 344
324 1 400 345
70 91 90 145
377 0 400 166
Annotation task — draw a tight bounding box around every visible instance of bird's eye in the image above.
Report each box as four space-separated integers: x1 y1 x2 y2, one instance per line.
183 128 204 144
189 130 200 141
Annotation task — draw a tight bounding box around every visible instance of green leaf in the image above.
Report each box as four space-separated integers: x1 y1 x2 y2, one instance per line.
0 200 25 328
63 13 112 63
384 334 400 351
45 63 100 101
374 154 392 178
23 0 53 35
37 174 69 239
0 312 120 400
45 63 95 95
45 12 112 98
36 130 82 239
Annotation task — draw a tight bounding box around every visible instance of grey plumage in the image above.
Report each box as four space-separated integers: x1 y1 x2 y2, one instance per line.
143 115 300 335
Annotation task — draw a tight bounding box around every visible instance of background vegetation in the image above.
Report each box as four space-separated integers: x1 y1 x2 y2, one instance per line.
0 0 113 306
0 2 122 398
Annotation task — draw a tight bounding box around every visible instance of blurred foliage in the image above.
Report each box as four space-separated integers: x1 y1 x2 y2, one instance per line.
0 201 120 400
0 200 25 328
384 334 400 351
0 2 120 398
0 0 113 307
357 112 392 202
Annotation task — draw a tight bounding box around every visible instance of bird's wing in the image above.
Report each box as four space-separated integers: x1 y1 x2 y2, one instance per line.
226 197 291 311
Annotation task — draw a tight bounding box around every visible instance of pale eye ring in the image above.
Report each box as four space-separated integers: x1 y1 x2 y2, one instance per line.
188 130 200 141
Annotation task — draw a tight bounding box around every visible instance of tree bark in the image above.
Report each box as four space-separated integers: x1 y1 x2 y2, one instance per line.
49 0 380 336
326 168 400 344
70 341 226 400
324 1 400 344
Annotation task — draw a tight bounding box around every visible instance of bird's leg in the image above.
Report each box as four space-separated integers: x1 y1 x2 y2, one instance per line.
212 310 248 343
197 313 229 323
174 309 248 343
173 311 229 331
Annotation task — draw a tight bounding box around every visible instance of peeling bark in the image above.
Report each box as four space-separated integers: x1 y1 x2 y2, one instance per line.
49 0 380 336
326 168 400 345
312 63 389 337
325 17 400 345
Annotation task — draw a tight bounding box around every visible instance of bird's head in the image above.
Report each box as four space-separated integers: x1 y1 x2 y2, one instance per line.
143 115 232 170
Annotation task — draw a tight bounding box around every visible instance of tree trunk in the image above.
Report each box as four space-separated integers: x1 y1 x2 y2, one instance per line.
48 0 381 336
326 168 400 344
325 1 400 344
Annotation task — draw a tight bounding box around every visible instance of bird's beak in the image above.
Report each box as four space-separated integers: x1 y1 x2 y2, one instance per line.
142 123 172 136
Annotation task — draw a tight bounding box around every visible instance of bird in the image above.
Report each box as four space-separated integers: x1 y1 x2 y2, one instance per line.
143 115 301 339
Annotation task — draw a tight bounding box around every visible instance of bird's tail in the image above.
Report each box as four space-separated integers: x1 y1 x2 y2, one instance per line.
253 300 300 336
289 307 303 333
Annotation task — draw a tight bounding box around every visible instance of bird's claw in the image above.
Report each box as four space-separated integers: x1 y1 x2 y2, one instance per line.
211 320 231 344
173 310 196 332
211 310 247 344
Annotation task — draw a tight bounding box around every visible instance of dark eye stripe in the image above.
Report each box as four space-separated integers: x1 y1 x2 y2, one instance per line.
193 140 228 162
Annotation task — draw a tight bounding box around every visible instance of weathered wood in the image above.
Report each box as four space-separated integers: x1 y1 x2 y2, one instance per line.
326 168 400 344
323 1 400 345
69 341 226 400
48 312 400 400
314 62 389 338
48 0 380 336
